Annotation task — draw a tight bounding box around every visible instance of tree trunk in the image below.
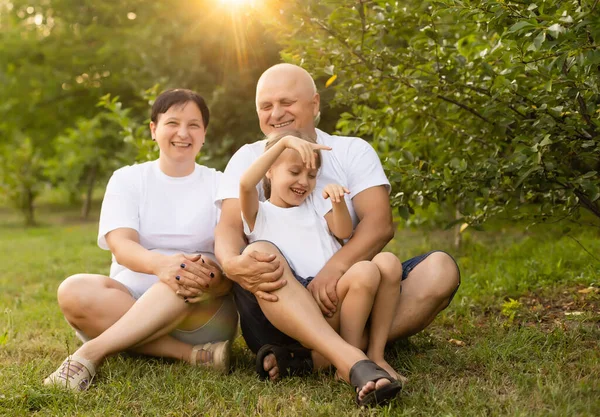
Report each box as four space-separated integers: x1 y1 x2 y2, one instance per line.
23 188 35 226
81 164 98 220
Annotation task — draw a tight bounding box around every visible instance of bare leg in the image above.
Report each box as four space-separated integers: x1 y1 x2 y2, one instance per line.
388 252 460 340
368 252 403 380
245 242 390 401
326 261 380 350
276 252 458 377
58 274 223 365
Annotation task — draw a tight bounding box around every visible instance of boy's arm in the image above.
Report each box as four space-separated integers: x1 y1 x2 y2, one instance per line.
322 184 353 239
239 140 288 231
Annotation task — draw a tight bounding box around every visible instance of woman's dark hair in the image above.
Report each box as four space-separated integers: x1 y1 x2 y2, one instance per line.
262 129 321 199
151 89 210 128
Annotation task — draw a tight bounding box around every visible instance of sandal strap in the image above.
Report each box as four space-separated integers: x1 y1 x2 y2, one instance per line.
255 344 313 380
349 359 402 407
190 343 212 366
349 359 393 390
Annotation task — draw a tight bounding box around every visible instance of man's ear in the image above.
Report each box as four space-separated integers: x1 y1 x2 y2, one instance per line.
312 93 321 117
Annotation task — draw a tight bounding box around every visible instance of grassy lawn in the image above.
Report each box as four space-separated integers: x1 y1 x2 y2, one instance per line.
0 204 599 416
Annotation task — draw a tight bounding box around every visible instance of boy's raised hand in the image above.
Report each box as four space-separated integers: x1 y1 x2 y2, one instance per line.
322 183 350 203
282 135 331 169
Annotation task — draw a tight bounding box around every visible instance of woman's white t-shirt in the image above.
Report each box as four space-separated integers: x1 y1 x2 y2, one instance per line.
98 160 221 286
242 196 341 278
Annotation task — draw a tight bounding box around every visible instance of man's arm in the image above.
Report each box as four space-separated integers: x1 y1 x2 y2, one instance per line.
214 198 286 301
307 185 394 315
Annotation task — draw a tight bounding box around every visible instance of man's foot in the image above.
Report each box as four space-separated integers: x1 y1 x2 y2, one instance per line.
262 353 280 381
255 344 313 381
372 358 408 384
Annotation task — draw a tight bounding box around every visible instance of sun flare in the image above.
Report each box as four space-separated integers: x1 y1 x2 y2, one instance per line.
219 0 256 7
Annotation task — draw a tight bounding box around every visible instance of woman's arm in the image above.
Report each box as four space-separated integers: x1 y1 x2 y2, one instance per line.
322 184 353 239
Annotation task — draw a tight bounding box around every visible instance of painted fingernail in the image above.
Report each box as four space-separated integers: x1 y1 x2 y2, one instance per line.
201 259 205 263
180 263 186 268
210 272 214 278
176 275 180 281
184 298 189 303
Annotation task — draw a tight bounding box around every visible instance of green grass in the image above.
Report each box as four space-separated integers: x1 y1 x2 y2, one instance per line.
1 205 599 416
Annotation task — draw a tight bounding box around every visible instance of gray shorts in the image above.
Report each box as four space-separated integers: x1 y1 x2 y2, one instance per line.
74 294 238 346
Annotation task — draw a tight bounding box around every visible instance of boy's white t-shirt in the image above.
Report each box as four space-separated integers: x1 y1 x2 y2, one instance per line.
98 160 222 277
242 196 341 278
216 129 391 228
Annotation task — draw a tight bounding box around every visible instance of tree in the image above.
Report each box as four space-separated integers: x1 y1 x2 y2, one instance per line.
270 0 600 227
0 134 46 226
0 0 281 223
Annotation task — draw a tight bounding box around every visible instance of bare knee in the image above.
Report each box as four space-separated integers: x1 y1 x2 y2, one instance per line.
417 252 460 305
346 261 381 294
373 252 402 285
57 274 108 320
242 241 281 257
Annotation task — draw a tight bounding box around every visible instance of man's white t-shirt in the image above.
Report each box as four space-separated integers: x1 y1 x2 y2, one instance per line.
217 128 391 227
98 160 222 284
242 196 341 278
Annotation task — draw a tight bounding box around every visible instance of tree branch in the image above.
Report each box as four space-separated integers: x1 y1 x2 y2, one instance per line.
567 234 600 263
574 189 600 219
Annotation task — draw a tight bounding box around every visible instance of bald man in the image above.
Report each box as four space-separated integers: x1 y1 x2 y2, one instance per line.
214 63 460 381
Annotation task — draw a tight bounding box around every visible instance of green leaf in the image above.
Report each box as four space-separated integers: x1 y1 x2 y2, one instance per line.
507 21 535 34
547 23 565 38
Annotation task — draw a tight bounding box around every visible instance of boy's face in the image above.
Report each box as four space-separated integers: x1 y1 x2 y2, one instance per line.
266 149 318 208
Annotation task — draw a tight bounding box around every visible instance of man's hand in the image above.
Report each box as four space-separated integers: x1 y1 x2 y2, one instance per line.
307 263 345 317
223 251 286 302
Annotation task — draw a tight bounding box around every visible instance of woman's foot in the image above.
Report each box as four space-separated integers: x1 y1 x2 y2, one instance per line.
43 355 96 391
190 340 231 373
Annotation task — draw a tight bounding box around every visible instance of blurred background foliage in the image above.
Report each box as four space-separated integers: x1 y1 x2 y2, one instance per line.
0 0 598 233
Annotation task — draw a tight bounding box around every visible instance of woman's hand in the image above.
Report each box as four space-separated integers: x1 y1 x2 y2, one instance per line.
184 255 229 303
322 183 350 203
155 253 210 298
281 135 331 169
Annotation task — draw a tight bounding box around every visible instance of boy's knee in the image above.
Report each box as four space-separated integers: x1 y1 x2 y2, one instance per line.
347 261 381 294
373 252 402 284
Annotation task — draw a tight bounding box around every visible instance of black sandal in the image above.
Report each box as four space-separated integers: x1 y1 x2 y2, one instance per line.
349 359 402 407
255 344 313 380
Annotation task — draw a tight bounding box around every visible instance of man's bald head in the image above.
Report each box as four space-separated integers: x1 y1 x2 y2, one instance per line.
255 64 321 137
256 64 317 101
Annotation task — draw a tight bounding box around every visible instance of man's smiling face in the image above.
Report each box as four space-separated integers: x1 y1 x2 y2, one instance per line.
255 65 320 138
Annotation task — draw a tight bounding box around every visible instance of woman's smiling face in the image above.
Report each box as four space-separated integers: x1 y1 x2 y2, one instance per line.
150 101 206 164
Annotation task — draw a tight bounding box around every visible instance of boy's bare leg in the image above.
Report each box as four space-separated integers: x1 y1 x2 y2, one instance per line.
368 252 403 380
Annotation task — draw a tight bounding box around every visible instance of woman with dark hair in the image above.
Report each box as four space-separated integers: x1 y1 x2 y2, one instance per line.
44 89 238 391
